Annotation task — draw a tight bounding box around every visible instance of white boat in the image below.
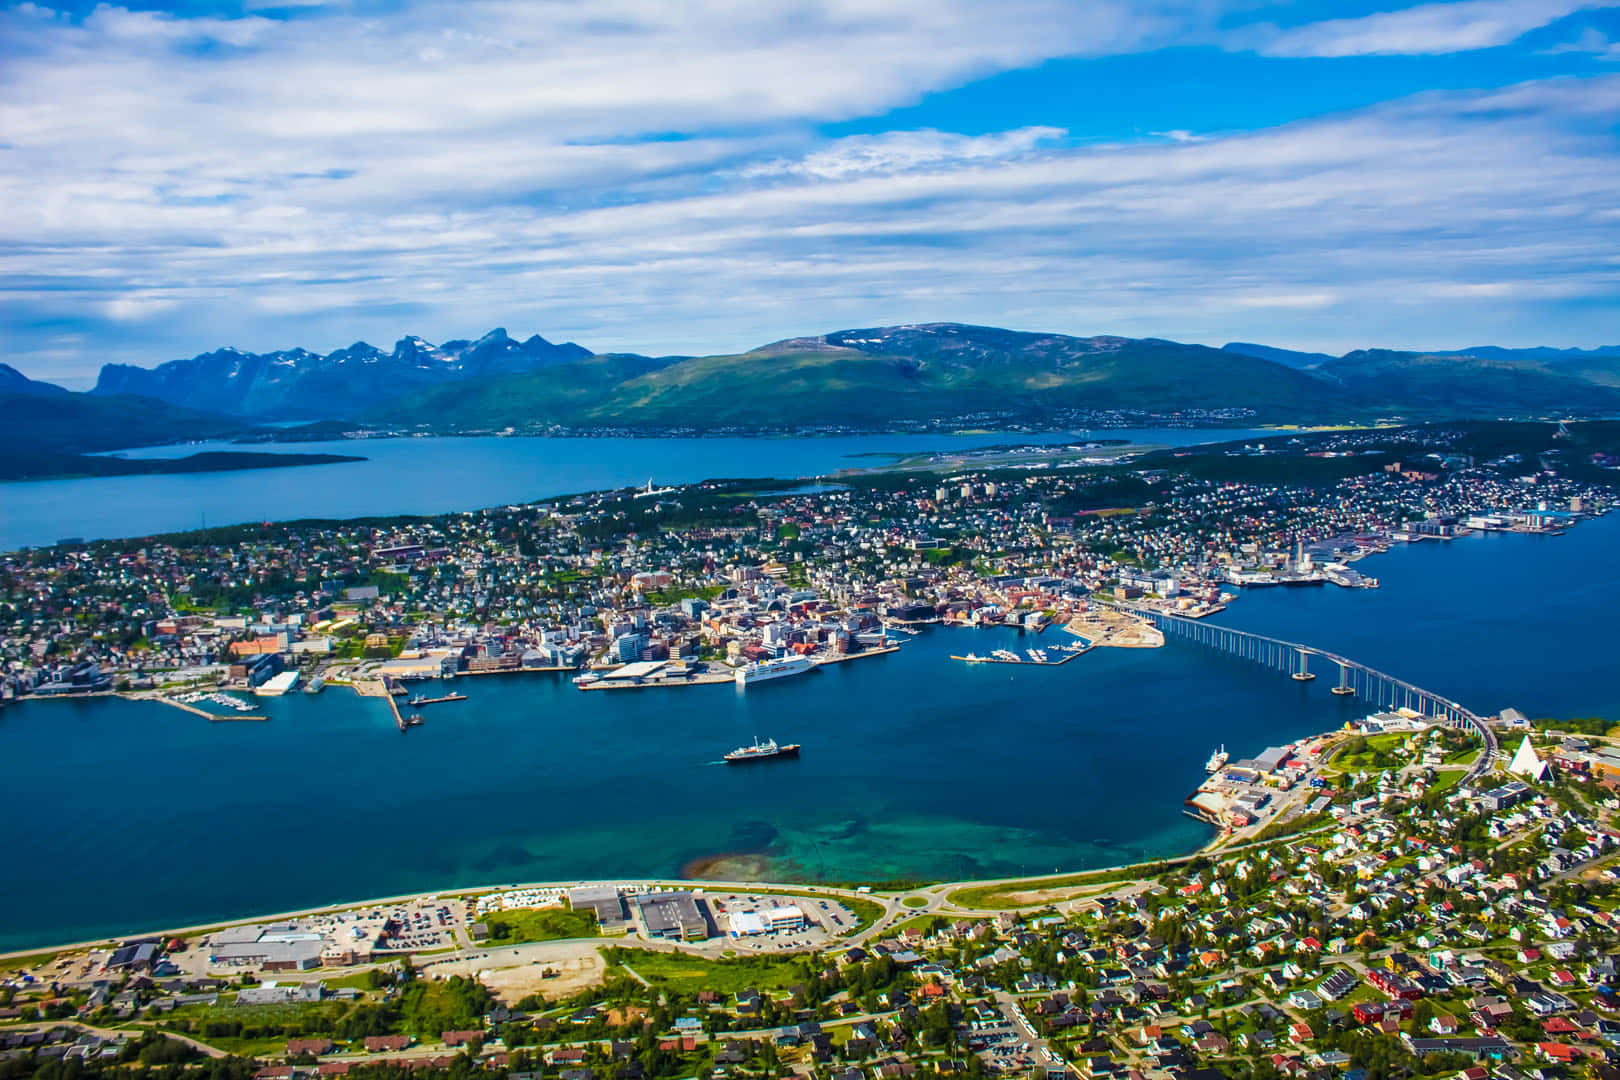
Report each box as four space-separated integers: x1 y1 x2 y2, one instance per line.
734 655 816 685
1205 745 1229 773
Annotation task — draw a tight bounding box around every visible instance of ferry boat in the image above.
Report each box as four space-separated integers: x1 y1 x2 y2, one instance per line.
724 737 801 764
1205 745 1229 773
734 655 815 686
397 712 426 733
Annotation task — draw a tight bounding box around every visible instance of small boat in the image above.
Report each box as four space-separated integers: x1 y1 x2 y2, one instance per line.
397 712 426 733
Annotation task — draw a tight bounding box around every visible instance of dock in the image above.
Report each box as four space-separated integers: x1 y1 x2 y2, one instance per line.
151 695 263 723
356 679 409 730
406 692 467 706
950 643 1092 666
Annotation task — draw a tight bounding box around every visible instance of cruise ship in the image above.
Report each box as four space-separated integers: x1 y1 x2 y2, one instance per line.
1205 745 1229 773
724 737 801 763
734 655 815 686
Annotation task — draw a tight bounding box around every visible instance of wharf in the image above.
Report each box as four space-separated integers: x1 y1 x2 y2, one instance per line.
456 665 578 677
355 679 407 729
812 644 901 665
578 645 899 690
578 669 735 691
407 692 467 706
950 646 1090 667
149 695 262 724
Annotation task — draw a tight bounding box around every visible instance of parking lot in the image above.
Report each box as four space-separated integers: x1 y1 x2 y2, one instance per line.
705 892 857 952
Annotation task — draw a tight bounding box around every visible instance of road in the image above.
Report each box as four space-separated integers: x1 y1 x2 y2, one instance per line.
14 1020 227 1060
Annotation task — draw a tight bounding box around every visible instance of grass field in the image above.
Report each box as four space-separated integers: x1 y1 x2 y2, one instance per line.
947 862 1174 909
1443 745 1483 767
1431 768 1468 794
604 949 812 995
482 906 598 944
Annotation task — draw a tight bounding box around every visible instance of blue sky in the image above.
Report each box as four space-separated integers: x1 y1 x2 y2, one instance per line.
3 0 1619 385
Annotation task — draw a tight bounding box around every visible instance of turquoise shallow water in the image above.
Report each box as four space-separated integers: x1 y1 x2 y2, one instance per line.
2 514 1615 951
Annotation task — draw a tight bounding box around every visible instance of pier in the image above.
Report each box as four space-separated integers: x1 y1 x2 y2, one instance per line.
1137 609 1498 778
949 644 1092 666
406 692 467 706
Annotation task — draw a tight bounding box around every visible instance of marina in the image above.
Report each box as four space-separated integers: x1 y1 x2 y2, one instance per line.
950 643 1090 666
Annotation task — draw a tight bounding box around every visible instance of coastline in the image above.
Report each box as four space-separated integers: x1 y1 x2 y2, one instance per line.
3 485 1608 956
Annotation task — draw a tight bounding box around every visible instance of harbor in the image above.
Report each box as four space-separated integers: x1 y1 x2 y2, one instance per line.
152 690 264 723
1 508 1616 952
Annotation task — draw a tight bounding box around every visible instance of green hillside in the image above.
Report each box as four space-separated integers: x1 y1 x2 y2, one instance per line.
367 353 681 428
375 330 1370 430
0 390 250 455
1318 350 1620 415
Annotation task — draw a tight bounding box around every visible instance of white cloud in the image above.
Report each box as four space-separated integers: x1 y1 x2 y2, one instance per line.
2 1 1620 377
1256 0 1605 57
1540 25 1620 57
741 128 1066 180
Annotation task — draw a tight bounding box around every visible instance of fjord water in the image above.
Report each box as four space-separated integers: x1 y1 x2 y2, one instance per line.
3 513 1617 951
0 428 1276 550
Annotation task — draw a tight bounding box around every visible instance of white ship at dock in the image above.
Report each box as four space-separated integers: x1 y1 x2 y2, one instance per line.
734 655 816 686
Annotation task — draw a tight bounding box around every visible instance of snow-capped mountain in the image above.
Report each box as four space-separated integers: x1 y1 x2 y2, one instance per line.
92 328 592 418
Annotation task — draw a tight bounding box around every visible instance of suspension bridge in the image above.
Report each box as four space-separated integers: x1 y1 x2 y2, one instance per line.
1134 609 1499 778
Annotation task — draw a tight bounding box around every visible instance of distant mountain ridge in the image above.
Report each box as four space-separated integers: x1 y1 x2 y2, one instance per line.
0 362 69 396
92 328 591 418
35 322 1620 430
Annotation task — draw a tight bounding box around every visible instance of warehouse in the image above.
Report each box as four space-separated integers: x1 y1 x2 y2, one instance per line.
635 891 710 941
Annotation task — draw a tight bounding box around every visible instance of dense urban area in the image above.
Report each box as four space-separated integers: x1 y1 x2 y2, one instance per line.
2 423 1615 704
4 422 1620 1080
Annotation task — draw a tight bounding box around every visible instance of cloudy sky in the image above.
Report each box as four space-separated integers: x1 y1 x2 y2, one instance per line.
3 0 1620 385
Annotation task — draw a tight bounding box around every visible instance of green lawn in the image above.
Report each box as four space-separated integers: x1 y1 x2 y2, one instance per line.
1430 768 1468 794
948 862 1175 909
604 948 813 995
1443 746 1483 767
901 897 928 909
483 906 598 944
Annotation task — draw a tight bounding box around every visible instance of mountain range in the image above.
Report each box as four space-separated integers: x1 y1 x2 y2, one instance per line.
7 326 1620 452
91 328 593 419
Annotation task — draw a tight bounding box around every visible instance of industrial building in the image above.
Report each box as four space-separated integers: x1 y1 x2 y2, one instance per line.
567 886 630 934
728 905 806 937
634 890 710 941
207 924 326 970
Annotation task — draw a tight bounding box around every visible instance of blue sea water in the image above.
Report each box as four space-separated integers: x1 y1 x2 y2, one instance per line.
2 514 1616 951
0 428 1276 550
